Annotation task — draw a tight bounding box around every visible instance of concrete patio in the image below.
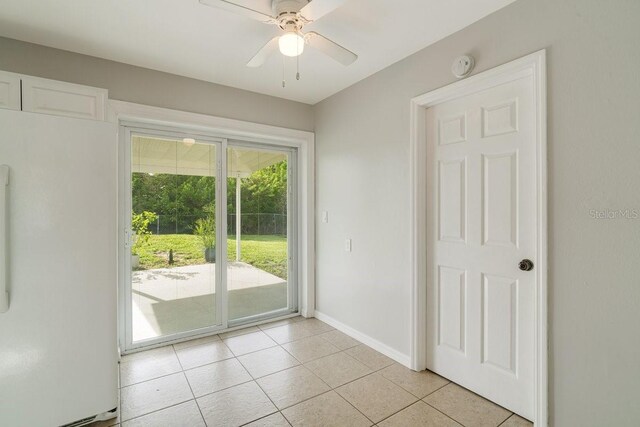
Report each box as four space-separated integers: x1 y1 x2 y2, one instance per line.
132 262 287 342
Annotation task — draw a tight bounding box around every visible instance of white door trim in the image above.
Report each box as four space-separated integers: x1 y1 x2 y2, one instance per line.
409 50 547 425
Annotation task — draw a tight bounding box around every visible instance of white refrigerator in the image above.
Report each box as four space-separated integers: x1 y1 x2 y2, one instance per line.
0 108 119 426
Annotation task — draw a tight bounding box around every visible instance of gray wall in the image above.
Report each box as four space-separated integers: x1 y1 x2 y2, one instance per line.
0 37 314 131
314 0 640 425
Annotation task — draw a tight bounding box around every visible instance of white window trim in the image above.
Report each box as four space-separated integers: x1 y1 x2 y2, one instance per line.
108 100 315 347
409 50 548 426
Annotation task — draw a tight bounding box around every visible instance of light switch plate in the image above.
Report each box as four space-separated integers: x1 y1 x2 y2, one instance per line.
345 239 352 252
322 211 329 223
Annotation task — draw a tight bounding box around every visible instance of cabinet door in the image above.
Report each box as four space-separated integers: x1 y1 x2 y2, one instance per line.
0 71 21 111
21 76 107 121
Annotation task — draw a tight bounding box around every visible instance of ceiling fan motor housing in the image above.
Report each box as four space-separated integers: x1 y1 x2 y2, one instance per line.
272 0 309 33
274 0 310 32
273 0 308 15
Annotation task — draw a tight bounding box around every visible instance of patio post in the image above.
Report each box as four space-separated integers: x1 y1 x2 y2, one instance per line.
236 175 241 262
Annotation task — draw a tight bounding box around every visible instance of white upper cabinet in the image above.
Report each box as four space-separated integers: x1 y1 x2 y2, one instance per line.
0 70 108 121
21 76 107 121
0 71 21 111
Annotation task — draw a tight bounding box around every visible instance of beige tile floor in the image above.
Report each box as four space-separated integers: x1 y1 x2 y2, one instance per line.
91 317 533 427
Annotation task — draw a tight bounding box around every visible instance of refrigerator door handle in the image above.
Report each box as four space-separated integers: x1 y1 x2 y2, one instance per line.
0 164 8 313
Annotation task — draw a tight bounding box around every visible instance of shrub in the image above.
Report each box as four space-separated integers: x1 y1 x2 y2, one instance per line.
131 211 157 255
193 204 216 249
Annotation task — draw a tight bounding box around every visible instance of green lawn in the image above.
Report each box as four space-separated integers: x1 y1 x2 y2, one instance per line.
135 234 288 279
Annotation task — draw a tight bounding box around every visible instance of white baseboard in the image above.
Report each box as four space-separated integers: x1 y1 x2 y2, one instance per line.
314 311 411 368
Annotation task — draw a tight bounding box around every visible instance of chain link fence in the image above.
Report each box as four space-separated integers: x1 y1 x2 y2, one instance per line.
146 213 287 236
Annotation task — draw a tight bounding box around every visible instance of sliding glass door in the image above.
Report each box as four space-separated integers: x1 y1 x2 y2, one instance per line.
127 132 222 346
122 126 297 350
227 145 295 325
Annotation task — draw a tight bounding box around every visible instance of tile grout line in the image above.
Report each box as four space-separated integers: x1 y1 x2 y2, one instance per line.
272 366 337 412
257 364 333 412
281 389 377 426
289 337 391 426
421 400 473 427
278 339 342 365
171 335 222 352
372 398 420 425
191 377 256 401
331 388 378 425
332 372 449 425
176 340 235 370
173 340 221 352
171 345 208 426
118 399 199 426
495 412 517 427
419 382 472 427
120 367 192 389
306 350 375 387
237 411 292 427
419 380 452 399
233 345 290 426
120 341 207 387
423 382 515 427
272 386 331 412
120 347 198 423
329 368 419 426
227 343 279 358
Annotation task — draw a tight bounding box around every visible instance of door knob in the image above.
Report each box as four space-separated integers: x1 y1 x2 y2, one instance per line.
519 259 534 271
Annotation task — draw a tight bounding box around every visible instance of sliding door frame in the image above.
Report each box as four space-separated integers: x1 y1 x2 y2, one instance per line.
120 124 226 352
113 102 314 354
225 140 298 328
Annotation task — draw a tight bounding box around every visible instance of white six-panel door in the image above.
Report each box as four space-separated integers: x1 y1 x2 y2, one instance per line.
426 76 536 420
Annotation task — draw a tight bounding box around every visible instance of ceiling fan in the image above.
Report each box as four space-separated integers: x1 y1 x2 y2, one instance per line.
199 0 358 68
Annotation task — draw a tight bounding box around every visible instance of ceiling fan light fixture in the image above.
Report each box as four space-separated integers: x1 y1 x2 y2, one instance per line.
278 32 304 57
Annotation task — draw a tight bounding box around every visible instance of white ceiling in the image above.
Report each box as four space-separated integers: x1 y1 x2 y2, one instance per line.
0 0 515 104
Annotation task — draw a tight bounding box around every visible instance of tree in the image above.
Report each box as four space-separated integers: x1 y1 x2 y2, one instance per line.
131 159 288 235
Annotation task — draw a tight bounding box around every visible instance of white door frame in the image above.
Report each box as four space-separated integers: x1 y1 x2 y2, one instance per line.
109 101 315 352
409 50 547 425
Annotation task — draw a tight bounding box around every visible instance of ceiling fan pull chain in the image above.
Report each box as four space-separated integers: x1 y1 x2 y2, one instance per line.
282 55 286 88
296 36 301 81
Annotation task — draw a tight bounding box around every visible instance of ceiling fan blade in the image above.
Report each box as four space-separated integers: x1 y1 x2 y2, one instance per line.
247 36 280 67
306 32 357 66
199 0 275 23
299 0 346 21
